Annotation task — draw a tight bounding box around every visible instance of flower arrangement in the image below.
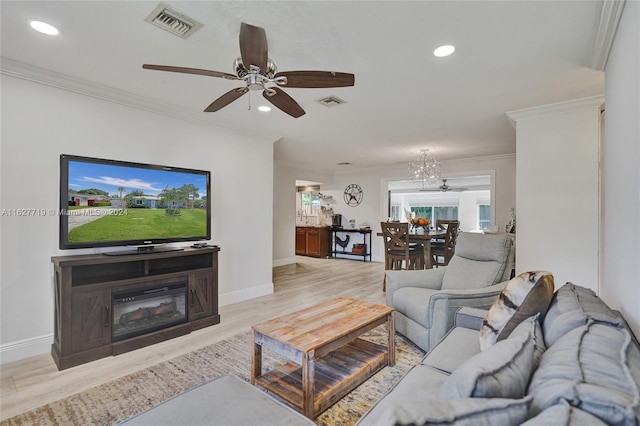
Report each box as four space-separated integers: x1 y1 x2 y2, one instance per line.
410 217 430 226
410 217 430 233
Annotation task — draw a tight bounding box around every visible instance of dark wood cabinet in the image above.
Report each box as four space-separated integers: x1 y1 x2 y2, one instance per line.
70 288 110 353
51 247 220 370
295 226 330 258
189 270 215 321
295 227 308 255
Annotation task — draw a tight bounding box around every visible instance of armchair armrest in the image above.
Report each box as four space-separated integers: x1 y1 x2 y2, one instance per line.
385 268 446 306
424 281 506 348
455 307 489 331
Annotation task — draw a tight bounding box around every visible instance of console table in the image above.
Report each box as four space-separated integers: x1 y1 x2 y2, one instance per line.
50 247 220 370
331 228 372 262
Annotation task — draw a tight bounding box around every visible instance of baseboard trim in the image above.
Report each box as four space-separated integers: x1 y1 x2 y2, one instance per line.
273 257 296 267
0 333 53 365
219 283 274 307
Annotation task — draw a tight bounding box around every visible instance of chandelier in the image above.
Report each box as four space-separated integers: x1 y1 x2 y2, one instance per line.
408 149 442 190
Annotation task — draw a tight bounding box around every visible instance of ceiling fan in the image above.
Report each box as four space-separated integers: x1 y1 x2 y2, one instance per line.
142 22 355 118
419 179 468 193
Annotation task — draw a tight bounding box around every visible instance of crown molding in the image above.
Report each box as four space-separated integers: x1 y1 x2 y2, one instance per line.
589 0 626 71
0 57 281 143
505 95 605 128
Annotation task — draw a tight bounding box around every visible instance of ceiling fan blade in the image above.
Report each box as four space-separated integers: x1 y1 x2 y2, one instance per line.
275 71 355 88
142 64 238 80
263 87 305 118
239 22 268 73
204 87 248 112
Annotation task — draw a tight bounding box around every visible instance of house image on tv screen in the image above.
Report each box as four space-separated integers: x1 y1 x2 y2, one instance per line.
130 195 161 209
68 190 110 207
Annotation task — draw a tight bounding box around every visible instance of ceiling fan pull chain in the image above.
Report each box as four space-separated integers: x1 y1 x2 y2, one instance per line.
247 91 252 110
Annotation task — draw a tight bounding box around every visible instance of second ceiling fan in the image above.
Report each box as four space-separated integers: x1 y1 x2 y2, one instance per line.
143 22 355 118
419 179 469 192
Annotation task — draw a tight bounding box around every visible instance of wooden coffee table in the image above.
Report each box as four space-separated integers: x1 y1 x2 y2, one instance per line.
251 297 395 419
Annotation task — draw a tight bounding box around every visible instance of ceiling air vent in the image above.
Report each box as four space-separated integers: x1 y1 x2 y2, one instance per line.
145 3 203 39
315 95 347 108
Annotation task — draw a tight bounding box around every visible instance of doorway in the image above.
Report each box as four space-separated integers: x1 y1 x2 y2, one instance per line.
385 174 494 232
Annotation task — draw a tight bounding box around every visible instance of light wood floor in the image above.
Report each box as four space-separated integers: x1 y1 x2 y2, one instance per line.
0 256 386 421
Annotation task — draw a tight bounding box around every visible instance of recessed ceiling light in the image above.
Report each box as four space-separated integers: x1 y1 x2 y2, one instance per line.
433 45 455 57
258 106 271 112
28 20 60 36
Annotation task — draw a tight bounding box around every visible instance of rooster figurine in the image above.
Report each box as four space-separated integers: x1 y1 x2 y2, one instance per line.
335 234 350 249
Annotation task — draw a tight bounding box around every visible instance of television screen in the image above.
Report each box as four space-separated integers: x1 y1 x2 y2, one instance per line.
59 154 211 250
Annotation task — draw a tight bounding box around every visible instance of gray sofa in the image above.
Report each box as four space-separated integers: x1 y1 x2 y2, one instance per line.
358 283 640 425
386 232 514 353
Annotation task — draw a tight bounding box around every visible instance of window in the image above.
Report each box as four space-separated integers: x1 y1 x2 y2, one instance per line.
478 205 491 230
411 206 433 220
411 206 458 225
390 205 402 221
434 206 458 222
300 192 321 215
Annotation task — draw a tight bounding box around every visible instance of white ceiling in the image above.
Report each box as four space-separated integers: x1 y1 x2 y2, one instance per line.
1 1 605 174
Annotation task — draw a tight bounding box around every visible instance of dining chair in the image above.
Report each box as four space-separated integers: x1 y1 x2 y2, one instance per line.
380 222 425 291
435 219 458 231
431 220 460 267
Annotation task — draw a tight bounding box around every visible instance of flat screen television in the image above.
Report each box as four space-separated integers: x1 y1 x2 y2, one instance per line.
59 154 211 252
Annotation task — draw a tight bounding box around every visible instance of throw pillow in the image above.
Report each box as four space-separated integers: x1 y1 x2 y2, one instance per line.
479 270 554 351
528 322 640 425
521 400 608 425
375 396 532 426
440 315 545 399
542 282 624 347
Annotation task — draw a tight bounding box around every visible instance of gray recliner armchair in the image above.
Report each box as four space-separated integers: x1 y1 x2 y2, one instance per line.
385 232 514 352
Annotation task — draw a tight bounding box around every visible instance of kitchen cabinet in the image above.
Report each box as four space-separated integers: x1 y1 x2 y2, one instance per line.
295 226 331 258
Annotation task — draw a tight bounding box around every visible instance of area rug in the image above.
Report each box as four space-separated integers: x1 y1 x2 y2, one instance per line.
1 327 423 426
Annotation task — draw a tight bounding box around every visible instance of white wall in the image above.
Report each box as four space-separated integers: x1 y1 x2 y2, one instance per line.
601 0 640 338
509 97 603 293
0 73 276 363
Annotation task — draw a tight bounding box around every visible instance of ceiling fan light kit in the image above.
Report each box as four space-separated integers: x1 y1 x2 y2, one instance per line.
143 22 355 118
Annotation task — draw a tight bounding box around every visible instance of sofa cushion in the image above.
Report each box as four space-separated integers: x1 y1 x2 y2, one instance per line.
422 326 481 374
441 233 511 291
521 400 608 425
479 271 554 351
528 322 640 425
543 282 624 347
356 364 449 425
440 315 545 399
368 396 532 426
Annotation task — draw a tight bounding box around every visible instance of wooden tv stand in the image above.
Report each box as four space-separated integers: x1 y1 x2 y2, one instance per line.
50 247 220 370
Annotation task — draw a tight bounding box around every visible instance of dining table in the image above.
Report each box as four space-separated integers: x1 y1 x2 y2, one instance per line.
377 229 447 269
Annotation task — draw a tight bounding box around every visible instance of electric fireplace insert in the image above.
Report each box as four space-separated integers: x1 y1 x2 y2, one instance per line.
112 282 187 342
